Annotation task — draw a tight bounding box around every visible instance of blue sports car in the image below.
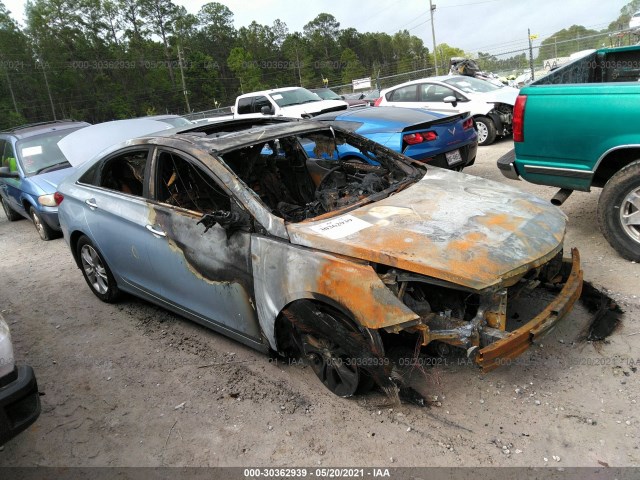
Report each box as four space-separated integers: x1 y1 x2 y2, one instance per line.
311 106 478 170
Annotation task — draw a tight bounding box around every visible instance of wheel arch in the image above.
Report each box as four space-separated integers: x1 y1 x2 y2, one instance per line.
272 295 361 353
68 230 88 268
592 146 640 188
21 195 37 214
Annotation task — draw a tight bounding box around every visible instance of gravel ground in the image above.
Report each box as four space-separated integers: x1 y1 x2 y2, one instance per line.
0 139 637 468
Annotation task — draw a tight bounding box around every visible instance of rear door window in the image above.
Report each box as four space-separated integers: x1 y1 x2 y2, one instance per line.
78 149 150 197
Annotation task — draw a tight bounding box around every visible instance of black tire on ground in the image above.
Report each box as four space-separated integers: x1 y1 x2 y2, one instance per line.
76 235 121 303
287 302 382 397
475 116 497 146
1 197 22 222
597 160 640 262
29 206 56 241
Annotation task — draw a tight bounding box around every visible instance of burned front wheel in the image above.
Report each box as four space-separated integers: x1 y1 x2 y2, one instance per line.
284 302 382 397
301 334 365 397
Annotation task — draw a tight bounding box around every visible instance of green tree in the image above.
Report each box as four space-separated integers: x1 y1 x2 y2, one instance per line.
340 48 365 84
227 47 264 93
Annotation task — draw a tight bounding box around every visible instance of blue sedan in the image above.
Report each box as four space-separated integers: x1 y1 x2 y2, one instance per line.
312 106 478 170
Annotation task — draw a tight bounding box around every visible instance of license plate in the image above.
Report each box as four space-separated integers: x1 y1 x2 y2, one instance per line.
445 149 463 166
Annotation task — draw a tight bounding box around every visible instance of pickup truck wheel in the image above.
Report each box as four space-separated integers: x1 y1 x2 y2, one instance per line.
475 116 497 146
597 160 640 261
1 197 22 221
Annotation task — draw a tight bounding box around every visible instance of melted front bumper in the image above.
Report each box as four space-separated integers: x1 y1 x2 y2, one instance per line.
477 248 583 372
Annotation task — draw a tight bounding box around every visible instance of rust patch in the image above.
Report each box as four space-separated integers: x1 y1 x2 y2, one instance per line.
313 260 418 330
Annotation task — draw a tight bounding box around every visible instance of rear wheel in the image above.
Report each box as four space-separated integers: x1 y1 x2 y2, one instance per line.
475 116 497 146
76 235 121 302
29 206 56 241
597 160 640 261
1 197 21 222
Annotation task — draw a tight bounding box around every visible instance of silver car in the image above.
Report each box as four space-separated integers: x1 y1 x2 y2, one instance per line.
57 118 582 398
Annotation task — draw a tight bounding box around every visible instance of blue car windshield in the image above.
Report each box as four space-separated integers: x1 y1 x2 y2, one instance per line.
16 128 84 175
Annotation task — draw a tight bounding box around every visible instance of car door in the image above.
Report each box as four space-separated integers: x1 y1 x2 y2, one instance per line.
75 147 158 293
145 147 262 343
0 140 27 215
420 83 468 114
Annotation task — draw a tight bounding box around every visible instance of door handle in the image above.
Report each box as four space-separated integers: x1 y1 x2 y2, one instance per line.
85 198 97 209
145 224 166 237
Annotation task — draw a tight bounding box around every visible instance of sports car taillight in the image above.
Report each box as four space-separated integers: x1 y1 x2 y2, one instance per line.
54 192 64 205
373 97 383 107
403 131 437 145
463 117 474 130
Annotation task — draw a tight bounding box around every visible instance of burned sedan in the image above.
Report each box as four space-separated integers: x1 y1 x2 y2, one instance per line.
56 118 583 397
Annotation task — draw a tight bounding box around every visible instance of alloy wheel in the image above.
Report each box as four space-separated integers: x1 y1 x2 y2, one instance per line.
80 244 109 294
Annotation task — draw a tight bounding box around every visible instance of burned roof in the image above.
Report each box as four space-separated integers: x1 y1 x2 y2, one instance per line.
167 117 333 153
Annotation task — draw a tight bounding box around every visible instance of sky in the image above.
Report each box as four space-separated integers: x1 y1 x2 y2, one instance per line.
2 0 631 57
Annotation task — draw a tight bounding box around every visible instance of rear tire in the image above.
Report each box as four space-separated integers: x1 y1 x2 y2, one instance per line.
475 116 497 146
597 160 640 261
1 197 21 222
29 206 56 241
76 235 121 302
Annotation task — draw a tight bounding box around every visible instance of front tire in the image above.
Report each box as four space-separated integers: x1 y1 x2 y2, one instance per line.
1 197 22 222
29 206 56 241
597 160 640 261
475 116 497 146
76 235 121 302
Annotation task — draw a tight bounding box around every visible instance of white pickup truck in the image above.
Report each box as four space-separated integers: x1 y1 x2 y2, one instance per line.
232 87 348 119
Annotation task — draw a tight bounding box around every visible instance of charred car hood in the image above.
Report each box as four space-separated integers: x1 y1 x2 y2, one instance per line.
287 168 566 291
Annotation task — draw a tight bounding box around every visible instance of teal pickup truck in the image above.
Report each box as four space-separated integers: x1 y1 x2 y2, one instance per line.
498 45 640 261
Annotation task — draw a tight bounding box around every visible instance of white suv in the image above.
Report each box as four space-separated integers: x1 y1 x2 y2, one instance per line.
377 75 519 145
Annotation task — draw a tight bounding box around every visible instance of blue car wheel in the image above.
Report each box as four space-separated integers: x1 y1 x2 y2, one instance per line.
1 197 22 222
29 206 56 241
76 235 121 303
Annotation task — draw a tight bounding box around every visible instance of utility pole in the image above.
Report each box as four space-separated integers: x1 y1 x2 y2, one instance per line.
294 45 302 87
3 68 19 115
528 29 535 81
39 59 56 120
177 45 191 113
429 0 438 75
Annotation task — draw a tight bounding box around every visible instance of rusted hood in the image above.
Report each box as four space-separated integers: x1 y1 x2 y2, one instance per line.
287 168 566 291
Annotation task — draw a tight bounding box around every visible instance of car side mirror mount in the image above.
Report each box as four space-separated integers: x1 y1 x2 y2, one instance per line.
443 96 458 107
261 105 274 115
197 208 251 237
0 166 19 178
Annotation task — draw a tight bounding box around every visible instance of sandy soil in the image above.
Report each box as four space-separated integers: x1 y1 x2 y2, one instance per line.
0 140 637 468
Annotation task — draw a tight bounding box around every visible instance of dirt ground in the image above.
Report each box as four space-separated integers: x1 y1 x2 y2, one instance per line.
0 139 638 468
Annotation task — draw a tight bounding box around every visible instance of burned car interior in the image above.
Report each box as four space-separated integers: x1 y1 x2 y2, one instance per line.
214 127 417 222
